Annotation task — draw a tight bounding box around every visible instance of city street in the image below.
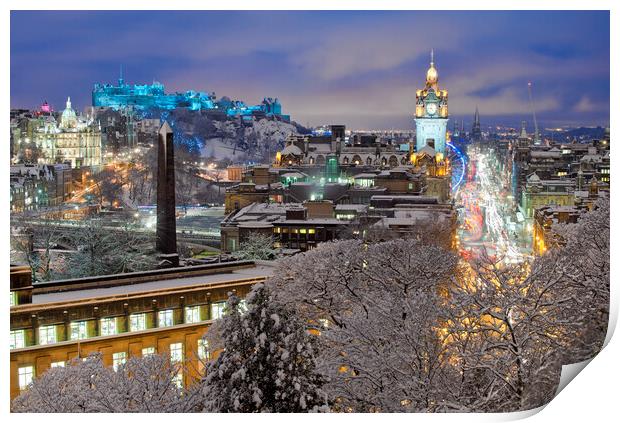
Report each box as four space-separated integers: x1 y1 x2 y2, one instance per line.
456 146 530 263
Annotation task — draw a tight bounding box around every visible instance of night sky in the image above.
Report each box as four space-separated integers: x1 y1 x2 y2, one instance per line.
10 10 609 130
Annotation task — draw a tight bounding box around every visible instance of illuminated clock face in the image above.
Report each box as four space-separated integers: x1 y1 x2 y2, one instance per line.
426 102 438 116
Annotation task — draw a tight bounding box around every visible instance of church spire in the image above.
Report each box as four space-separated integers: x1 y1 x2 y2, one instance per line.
471 106 482 141
119 64 124 86
66 96 72 109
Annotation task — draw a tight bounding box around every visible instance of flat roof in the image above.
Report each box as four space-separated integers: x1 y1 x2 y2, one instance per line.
32 264 275 305
335 204 368 212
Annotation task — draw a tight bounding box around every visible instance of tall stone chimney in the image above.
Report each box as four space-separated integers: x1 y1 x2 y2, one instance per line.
156 121 179 267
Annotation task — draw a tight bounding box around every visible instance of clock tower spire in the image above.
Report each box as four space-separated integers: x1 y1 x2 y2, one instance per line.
414 49 449 154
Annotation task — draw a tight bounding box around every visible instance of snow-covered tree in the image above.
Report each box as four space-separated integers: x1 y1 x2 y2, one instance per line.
443 197 609 412
91 168 124 207
10 210 65 281
270 239 461 412
444 258 563 412
547 196 610 362
233 233 276 261
11 353 194 412
63 218 157 279
202 285 329 412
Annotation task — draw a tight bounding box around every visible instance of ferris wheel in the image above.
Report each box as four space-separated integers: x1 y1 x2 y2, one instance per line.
447 141 467 194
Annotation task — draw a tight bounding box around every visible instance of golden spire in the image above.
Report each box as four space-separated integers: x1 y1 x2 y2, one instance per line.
426 49 438 87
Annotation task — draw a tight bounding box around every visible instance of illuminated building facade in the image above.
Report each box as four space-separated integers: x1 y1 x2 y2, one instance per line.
415 50 449 154
9 262 272 400
276 128 412 169
30 97 102 169
10 164 73 212
92 74 289 121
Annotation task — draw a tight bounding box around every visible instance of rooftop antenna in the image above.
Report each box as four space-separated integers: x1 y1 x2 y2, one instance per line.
527 81 540 145
119 64 124 86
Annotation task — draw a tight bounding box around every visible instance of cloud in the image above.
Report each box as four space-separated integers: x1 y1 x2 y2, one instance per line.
10 11 610 128
287 19 461 81
573 96 605 113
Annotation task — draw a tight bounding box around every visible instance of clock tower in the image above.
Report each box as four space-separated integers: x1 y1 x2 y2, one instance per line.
415 49 449 154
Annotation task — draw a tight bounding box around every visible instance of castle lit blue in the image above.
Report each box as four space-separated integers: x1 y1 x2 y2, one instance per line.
92 75 289 121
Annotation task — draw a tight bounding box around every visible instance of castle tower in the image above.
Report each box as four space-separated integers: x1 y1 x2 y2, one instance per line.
156 121 179 267
414 49 449 154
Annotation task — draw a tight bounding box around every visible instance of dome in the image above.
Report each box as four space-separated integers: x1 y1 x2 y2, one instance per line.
426 63 438 84
425 49 438 86
60 96 77 129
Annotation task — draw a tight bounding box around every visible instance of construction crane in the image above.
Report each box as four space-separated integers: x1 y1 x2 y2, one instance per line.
527 82 541 145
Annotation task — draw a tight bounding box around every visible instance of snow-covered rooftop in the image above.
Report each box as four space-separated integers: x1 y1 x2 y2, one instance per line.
335 204 368 212
33 264 276 305
354 173 377 179
281 172 307 179
279 218 344 225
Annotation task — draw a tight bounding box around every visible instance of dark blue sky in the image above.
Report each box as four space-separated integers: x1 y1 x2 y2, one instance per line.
11 10 609 129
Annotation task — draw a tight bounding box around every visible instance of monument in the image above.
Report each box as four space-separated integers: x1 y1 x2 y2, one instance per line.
156 121 179 267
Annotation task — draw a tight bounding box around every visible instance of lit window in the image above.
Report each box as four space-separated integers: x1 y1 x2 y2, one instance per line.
210 302 226 320
18 366 34 391
100 317 117 336
130 313 146 332
51 361 65 368
185 306 201 324
142 347 155 356
39 325 57 345
10 291 17 306
172 372 183 388
197 339 209 360
170 343 183 363
10 330 25 349
112 352 127 371
308 229 316 234
299 228 307 234
70 321 88 340
159 310 174 327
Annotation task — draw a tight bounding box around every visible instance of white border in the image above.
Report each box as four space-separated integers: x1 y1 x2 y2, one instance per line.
2 1 617 422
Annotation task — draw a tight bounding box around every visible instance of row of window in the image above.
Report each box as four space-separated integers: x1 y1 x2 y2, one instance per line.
10 302 231 350
273 227 317 234
17 340 210 391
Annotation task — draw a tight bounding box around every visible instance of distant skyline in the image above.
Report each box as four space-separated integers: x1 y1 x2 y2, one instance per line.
11 10 609 130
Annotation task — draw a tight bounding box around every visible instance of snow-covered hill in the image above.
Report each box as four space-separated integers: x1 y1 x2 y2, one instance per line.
201 117 301 162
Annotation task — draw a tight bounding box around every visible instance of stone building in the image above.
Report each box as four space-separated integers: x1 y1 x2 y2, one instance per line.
10 261 274 400
22 97 103 169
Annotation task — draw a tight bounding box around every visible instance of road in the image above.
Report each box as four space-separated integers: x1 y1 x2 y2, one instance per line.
456 146 530 263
